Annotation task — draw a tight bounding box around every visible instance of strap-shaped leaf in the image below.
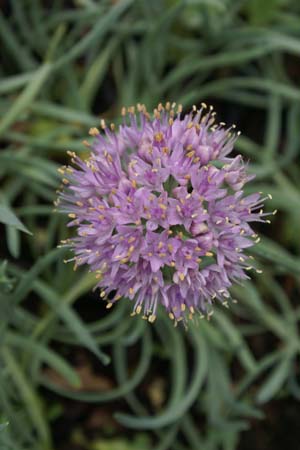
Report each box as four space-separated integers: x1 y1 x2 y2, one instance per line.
0 204 32 235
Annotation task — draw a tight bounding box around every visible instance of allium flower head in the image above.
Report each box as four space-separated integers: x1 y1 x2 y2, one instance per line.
57 103 270 324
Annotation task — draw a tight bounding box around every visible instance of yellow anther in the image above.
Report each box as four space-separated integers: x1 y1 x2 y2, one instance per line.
67 151 76 158
148 314 156 323
186 150 195 158
89 127 100 136
128 105 135 114
154 132 164 142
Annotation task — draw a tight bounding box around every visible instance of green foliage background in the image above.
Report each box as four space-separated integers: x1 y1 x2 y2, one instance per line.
1 0 300 449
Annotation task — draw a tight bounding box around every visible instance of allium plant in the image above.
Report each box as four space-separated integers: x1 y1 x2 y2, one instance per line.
57 103 270 324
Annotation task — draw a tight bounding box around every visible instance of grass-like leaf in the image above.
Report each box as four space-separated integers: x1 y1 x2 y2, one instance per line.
0 204 32 235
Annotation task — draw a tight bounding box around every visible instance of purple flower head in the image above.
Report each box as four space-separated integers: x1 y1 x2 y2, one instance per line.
57 103 271 324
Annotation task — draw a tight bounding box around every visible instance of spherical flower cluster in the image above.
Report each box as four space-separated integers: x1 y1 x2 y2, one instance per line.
57 103 270 324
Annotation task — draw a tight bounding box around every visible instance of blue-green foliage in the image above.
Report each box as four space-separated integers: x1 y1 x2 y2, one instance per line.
0 1 300 449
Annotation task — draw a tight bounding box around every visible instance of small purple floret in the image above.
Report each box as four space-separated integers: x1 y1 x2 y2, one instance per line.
58 103 270 324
